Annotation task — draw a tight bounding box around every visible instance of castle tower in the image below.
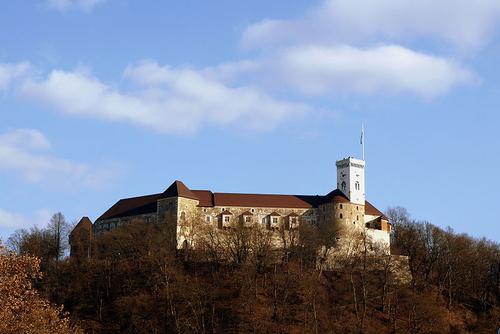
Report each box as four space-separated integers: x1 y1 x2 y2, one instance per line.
336 157 365 205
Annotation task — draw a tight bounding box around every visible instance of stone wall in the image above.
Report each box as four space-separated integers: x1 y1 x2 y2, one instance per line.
94 213 157 234
197 206 317 230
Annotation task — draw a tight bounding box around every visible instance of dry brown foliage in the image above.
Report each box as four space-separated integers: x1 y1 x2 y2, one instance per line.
0 244 82 334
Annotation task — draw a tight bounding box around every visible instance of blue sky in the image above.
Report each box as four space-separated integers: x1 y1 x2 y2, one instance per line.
1 0 499 242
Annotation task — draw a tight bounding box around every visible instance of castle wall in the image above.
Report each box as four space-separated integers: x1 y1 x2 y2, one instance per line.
197 206 318 230
94 213 157 234
319 202 365 232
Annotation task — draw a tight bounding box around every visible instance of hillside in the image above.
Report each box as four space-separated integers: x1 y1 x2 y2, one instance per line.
4 206 500 333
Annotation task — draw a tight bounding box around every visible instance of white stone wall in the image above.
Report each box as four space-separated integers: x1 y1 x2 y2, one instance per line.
336 157 366 205
365 228 391 254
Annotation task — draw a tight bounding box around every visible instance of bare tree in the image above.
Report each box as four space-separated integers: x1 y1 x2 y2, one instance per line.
47 212 70 261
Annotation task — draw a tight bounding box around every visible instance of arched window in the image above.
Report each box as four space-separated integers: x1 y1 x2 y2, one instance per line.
180 211 186 222
341 181 346 191
340 213 343 219
355 181 360 190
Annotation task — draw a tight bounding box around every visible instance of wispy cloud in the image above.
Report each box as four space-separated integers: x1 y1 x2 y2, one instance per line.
0 208 51 230
47 0 106 13
0 62 30 90
242 0 500 50
20 61 309 134
0 129 117 188
257 45 475 98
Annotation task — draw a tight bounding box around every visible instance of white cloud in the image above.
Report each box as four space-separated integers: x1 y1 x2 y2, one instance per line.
242 0 500 50
0 129 115 187
0 62 30 90
20 61 309 134
260 45 475 98
47 0 106 12
0 208 51 230
0 209 30 229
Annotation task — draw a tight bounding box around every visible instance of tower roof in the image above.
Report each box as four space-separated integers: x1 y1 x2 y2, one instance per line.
69 216 93 237
159 180 198 200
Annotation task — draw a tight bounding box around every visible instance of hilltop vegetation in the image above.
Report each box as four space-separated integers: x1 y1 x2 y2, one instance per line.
3 207 500 333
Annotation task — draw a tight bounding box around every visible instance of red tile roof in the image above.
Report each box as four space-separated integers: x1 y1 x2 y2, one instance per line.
365 201 387 220
160 180 198 200
213 192 319 209
70 217 93 236
191 190 214 206
95 180 386 222
97 193 161 221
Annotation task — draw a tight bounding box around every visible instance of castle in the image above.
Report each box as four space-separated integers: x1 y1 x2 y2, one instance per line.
69 157 391 257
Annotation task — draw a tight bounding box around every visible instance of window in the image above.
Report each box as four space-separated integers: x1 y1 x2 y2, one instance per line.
340 213 343 219
272 217 278 224
341 181 346 191
353 221 356 225
355 181 360 190
224 215 230 223
357 215 359 220
262 217 267 224
356 206 359 211
206 216 211 223
180 211 186 222
251 208 255 213
204 208 208 213
245 216 252 223
340 204 343 209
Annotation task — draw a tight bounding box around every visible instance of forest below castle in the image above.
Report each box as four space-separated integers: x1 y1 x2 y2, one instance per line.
1 207 499 333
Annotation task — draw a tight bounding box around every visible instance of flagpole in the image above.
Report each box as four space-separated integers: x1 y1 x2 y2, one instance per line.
361 123 365 161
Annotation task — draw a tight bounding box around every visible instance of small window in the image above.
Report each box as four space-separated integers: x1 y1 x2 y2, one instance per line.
356 206 359 211
353 221 356 225
357 215 359 220
251 208 255 213
355 181 360 190
341 181 346 191
206 216 211 223
262 217 266 224
340 204 343 209
272 217 278 224
224 216 230 223
245 216 251 223
340 213 343 219
204 208 208 213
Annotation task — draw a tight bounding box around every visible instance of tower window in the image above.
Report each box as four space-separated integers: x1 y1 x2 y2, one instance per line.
355 181 360 190
341 181 346 191
340 213 343 219
339 204 343 209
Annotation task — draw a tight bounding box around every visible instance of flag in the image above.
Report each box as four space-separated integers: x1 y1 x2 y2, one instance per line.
360 125 364 145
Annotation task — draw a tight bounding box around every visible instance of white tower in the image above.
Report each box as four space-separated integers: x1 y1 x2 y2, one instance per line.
336 157 365 205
